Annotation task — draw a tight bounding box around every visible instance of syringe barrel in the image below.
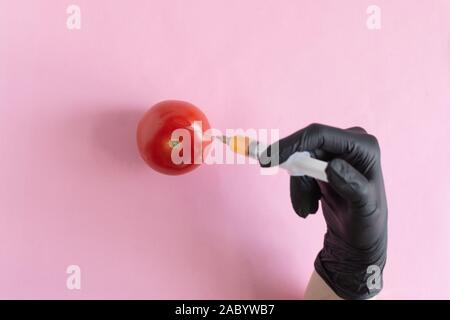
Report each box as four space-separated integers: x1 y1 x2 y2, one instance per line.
249 140 329 182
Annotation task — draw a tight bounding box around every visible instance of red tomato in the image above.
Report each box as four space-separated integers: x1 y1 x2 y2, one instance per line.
136 100 211 175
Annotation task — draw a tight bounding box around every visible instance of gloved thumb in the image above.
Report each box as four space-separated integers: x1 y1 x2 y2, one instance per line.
325 158 370 204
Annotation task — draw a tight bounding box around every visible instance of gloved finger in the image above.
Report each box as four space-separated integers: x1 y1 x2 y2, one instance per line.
346 126 367 134
310 149 334 162
311 128 367 161
290 176 321 218
260 123 359 167
325 158 370 205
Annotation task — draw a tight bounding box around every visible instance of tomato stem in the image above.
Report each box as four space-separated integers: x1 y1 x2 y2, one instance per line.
169 140 180 148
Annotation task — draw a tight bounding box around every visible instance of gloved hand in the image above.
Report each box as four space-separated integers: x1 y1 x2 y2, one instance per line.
260 123 388 300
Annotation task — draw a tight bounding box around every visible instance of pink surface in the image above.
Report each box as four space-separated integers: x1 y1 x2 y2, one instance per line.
1 0 449 299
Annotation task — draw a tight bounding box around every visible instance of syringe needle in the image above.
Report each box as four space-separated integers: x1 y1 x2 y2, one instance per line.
215 135 229 144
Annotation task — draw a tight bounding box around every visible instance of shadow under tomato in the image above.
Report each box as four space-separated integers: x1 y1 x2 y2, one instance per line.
91 108 146 168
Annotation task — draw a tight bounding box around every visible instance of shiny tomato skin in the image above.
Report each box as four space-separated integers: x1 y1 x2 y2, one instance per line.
136 100 211 175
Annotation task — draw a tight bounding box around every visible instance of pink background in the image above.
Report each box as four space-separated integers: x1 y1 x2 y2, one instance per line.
1 0 449 299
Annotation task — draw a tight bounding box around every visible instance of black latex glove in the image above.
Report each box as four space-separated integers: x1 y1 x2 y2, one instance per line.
260 123 388 300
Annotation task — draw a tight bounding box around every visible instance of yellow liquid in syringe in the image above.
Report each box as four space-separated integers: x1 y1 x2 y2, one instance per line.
228 136 252 156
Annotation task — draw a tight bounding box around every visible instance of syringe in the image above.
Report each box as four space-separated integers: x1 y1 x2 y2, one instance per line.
216 135 329 182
